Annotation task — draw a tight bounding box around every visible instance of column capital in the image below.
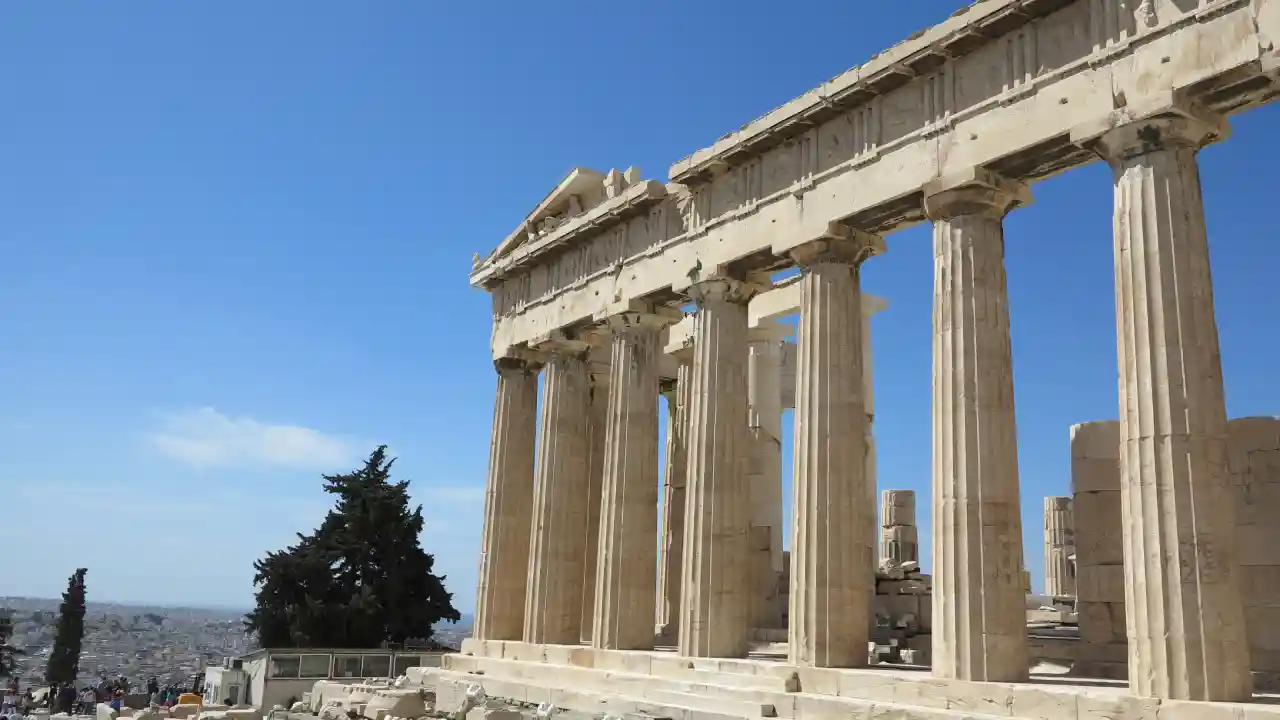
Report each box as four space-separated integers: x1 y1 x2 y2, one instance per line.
531 328 597 358
924 167 1031 221
688 277 766 306
1090 114 1226 165
494 354 543 375
603 305 683 334
790 225 884 268
1071 93 1229 165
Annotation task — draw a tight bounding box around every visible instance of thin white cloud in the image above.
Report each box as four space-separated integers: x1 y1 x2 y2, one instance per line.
150 407 354 470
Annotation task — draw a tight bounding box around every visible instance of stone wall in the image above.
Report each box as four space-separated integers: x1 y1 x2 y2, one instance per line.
1229 417 1280 678
1069 421 1126 680
1070 417 1280 682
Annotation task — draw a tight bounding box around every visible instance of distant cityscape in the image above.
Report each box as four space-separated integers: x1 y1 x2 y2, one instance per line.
0 596 473 688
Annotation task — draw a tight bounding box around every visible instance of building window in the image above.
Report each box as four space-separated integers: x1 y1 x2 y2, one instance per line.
299 654 332 679
333 655 363 679
268 655 301 679
361 654 391 678
392 655 419 676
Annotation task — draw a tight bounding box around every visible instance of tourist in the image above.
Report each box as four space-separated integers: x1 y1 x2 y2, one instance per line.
78 685 96 714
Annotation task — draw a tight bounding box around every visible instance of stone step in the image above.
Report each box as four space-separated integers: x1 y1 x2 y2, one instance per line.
421 665 1013 720
433 653 1020 720
422 667 752 720
443 655 784 715
445 653 794 692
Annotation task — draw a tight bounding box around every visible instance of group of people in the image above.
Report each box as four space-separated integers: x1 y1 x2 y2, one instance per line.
0 676 195 718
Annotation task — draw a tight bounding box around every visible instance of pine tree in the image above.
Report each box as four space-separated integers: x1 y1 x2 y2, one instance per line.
46 568 88 684
246 446 461 648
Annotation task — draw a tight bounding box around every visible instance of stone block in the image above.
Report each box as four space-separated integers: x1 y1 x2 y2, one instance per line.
98 705 120 720
1077 601 1126 644
1238 525 1280 567
1076 564 1125 604
1070 421 1120 460
881 525 917 544
1246 606 1280 650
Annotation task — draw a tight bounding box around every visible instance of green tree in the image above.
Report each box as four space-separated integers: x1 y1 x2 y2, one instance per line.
246 446 461 648
45 568 88 684
0 610 23 678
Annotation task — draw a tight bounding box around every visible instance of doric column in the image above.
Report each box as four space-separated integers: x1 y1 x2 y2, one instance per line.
656 344 693 642
592 308 675 650
926 168 1030 682
523 345 592 646
880 490 918 565
788 230 882 668
1043 497 1076 598
679 277 760 658
473 357 541 641
579 363 609 642
1086 109 1250 701
748 322 787 630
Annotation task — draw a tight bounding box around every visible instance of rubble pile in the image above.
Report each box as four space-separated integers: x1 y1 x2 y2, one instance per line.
869 559 932 666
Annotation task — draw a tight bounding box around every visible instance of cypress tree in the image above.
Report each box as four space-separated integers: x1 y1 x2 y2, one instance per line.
0 610 20 678
246 446 461 648
45 568 88 684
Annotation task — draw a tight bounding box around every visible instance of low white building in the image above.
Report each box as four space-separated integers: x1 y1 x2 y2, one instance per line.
203 648 444 710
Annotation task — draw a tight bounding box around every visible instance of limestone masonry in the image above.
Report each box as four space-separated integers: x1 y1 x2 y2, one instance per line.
443 1 1280 717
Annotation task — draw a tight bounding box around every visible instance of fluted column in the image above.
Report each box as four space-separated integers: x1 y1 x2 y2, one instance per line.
593 309 672 650
679 277 760 658
656 346 693 642
1088 110 1250 701
474 357 541 641
524 346 591 645
748 324 786 630
1043 497 1076 598
926 168 1030 682
580 367 609 642
788 231 882 668
880 490 918 565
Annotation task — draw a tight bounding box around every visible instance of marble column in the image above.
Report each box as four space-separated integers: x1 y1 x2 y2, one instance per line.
748 323 786 630
524 346 592 646
788 231 882 668
926 168 1030 682
656 345 693 642
593 309 670 650
679 277 759 658
862 310 879 573
473 358 540 641
1043 497 1076 598
880 490 918 565
580 367 609 642
1088 111 1251 701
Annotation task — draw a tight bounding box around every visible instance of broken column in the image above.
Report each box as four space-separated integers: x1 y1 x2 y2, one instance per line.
1043 497 1076 598
879 490 918 565
1229 417 1280 684
1070 421 1126 680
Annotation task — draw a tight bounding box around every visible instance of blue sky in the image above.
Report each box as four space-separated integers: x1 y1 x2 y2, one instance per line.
2 2 1277 614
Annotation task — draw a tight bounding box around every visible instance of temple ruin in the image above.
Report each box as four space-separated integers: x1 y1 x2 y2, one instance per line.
414 0 1280 717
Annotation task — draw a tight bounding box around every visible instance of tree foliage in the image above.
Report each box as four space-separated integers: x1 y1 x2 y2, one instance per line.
0 610 23 678
245 446 461 648
46 568 88 684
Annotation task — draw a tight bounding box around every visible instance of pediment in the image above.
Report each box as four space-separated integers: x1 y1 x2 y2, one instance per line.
477 166 644 269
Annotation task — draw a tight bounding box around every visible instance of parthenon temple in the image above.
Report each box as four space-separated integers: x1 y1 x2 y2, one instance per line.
412 1 1280 717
